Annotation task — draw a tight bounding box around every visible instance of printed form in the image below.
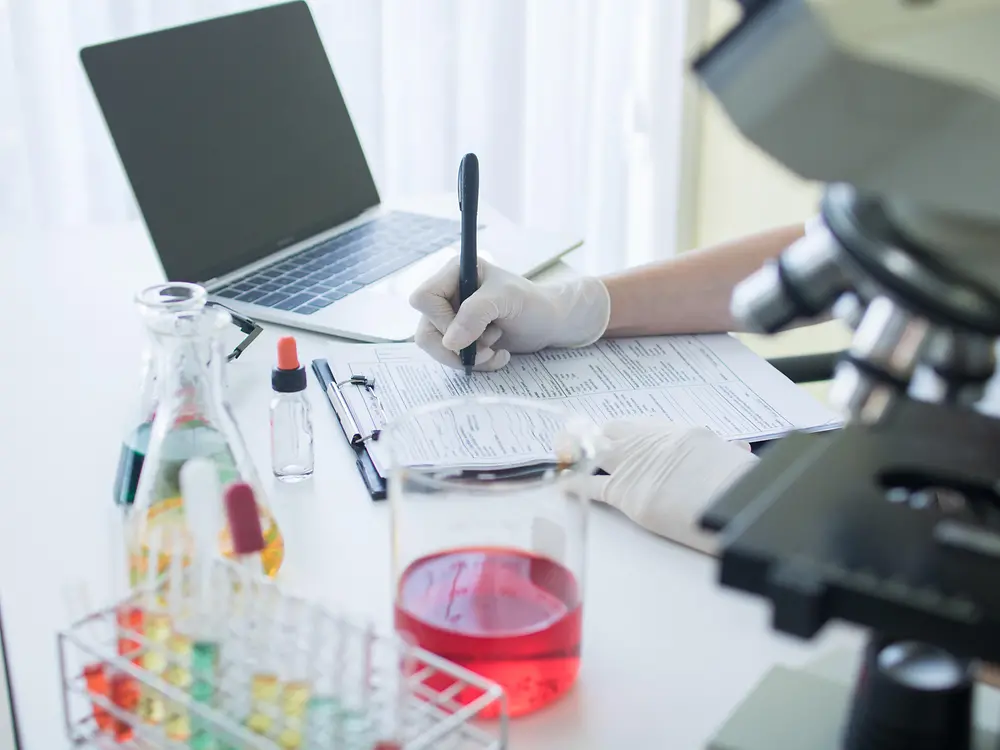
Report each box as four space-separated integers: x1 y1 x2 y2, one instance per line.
325 335 842 471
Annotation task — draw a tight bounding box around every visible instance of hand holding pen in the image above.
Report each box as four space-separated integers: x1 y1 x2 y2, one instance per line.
410 152 612 372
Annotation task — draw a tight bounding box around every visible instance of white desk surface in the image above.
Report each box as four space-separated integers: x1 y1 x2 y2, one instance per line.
0 221 864 749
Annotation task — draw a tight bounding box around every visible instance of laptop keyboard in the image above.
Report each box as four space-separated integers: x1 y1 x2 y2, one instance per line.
213 212 462 314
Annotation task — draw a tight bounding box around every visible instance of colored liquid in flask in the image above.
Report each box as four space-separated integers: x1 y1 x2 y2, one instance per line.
218 505 284 578
128 506 193 589
114 422 151 507
394 546 582 718
135 422 285 577
83 663 114 733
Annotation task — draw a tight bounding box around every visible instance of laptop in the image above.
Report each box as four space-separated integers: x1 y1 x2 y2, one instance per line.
80 1 579 342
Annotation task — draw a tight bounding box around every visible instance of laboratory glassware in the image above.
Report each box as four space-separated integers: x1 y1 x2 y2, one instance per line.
384 397 597 719
114 283 208 510
269 336 314 482
58 558 507 749
128 299 284 581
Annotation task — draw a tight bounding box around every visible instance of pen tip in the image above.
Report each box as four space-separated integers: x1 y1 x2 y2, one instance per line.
464 365 472 377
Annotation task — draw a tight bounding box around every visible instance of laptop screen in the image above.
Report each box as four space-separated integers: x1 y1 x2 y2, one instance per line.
81 1 380 284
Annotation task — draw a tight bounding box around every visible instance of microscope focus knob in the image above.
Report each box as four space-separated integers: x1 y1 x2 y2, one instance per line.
730 223 849 334
844 638 973 750
907 330 999 407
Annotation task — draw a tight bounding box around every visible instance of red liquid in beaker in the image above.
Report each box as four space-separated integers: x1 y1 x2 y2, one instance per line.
394 546 582 718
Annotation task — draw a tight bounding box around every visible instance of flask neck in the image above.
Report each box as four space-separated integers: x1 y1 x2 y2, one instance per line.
150 316 229 425
133 282 208 426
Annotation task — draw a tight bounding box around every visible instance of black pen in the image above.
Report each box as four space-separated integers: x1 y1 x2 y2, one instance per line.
458 153 479 376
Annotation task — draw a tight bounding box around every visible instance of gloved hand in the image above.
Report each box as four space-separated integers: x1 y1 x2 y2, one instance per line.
584 419 759 555
409 258 611 371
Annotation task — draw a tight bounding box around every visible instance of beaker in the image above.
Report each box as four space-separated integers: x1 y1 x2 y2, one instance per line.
128 293 284 582
385 397 597 719
114 283 208 509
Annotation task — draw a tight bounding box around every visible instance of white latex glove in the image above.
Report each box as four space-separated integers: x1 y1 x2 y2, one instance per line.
585 418 759 555
409 258 611 371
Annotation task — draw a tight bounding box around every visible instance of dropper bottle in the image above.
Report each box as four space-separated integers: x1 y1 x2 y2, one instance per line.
270 336 314 482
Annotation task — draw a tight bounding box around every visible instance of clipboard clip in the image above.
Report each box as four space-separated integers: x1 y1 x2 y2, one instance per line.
329 374 386 445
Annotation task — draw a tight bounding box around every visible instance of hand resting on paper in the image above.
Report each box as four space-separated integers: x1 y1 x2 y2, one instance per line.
409 258 611 371
581 418 759 555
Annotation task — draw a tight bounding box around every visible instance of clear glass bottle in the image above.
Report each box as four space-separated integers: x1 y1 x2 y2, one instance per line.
114 284 208 509
128 293 285 582
270 336 314 482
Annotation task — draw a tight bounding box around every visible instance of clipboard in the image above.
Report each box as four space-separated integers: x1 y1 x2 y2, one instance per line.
311 357 615 500
312 355 782 501
311 359 387 500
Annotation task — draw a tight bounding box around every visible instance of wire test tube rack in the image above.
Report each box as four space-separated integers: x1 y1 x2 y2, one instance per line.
58 559 508 750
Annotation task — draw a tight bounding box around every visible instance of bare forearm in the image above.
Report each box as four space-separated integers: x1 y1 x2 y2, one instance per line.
601 224 806 336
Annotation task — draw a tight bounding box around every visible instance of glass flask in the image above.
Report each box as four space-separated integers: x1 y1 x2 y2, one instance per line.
384 397 596 719
128 293 285 583
113 283 208 509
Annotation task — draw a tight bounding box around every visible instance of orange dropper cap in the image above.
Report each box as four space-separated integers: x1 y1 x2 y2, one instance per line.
273 336 306 392
277 336 300 371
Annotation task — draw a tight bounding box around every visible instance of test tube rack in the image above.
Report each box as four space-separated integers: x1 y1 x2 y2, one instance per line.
57 560 508 750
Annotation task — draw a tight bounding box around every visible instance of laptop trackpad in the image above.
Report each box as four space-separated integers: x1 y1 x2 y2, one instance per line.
358 239 509 300
318 237 513 341
363 246 459 299
318 247 458 342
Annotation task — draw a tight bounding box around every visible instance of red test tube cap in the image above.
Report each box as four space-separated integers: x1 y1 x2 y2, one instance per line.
224 482 265 555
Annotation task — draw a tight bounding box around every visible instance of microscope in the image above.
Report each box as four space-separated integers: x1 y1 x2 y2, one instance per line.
693 1 1000 748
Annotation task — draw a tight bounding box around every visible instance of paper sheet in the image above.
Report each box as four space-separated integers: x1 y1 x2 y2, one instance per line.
325 334 842 472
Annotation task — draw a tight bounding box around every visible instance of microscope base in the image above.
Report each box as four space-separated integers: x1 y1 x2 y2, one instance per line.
707 662 1000 750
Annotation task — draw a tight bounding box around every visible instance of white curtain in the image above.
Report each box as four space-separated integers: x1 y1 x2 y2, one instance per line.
0 0 693 272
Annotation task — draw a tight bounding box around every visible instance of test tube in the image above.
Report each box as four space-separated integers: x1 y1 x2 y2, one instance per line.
360 625 376 727
181 458 225 750
111 507 144 667
108 672 139 744
115 604 143 664
387 635 417 748
369 633 414 750
275 598 311 750
190 568 223 750
63 583 114 735
108 604 142 744
139 526 169 727
303 611 339 750
108 508 143 743
163 547 193 741
336 625 375 744
82 664 114 734
190 641 221 750
109 597 142 743
215 563 250 750
223 483 271 744
246 588 281 737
